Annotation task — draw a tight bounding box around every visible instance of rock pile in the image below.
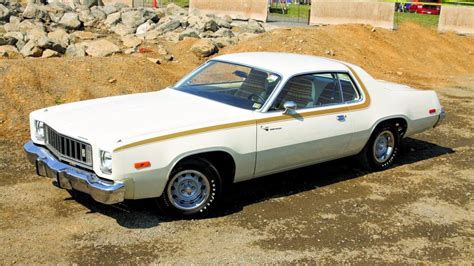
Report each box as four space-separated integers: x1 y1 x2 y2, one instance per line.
0 2 267 58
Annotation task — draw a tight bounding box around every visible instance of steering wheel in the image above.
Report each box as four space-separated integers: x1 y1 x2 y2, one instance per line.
248 93 265 104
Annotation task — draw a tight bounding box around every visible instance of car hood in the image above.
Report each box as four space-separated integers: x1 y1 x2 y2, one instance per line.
36 89 254 148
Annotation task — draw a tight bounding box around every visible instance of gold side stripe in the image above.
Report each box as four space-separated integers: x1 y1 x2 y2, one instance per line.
114 64 371 152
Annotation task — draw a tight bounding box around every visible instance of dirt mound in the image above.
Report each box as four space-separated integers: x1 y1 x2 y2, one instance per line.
0 56 179 142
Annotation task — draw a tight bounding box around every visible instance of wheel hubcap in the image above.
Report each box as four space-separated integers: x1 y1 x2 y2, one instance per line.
373 130 395 163
167 170 210 211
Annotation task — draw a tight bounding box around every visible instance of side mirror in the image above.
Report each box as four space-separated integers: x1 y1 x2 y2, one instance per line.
283 101 297 114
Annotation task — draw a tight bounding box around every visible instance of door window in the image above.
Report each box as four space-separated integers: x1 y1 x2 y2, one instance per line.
271 73 342 110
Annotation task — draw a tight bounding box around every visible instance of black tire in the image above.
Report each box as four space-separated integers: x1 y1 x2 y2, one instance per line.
358 123 400 171
156 158 222 218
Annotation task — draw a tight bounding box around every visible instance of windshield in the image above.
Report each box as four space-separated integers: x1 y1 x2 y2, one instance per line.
174 61 281 110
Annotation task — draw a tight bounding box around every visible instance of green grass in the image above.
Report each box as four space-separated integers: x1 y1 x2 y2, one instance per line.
144 0 189 7
269 4 311 18
395 12 440 27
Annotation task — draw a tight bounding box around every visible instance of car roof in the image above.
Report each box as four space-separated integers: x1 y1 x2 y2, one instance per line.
212 52 351 77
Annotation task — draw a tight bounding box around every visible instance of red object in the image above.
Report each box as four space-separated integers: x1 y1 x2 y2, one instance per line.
429 108 436 114
153 0 157 9
134 161 151 169
408 1 441 15
139 47 152 53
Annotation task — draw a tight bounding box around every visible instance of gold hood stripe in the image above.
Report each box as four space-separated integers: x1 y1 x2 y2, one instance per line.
114 64 371 152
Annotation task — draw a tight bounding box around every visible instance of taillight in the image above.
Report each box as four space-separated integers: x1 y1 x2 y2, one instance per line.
429 108 436 114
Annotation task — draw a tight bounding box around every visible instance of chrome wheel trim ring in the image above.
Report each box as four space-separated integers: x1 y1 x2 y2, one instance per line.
373 130 395 163
167 170 211 211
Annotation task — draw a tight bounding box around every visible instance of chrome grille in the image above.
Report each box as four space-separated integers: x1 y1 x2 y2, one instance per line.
44 125 93 168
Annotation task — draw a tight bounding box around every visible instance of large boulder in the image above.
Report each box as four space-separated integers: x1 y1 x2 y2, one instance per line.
121 10 146 28
101 5 118 15
144 28 162 40
178 28 200 40
155 16 181 34
70 31 99 41
41 49 59 58
4 16 20 32
90 7 107 20
104 12 121 27
214 16 231 29
0 45 20 58
83 39 119 57
78 9 96 26
240 19 265 34
191 39 218 57
136 20 153 35
44 2 69 23
4 32 23 42
188 15 218 32
59 12 82 30
121 8 158 28
212 37 238 48
121 35 141 48
19 20 44 33
5 31 25 50
47 28 70 50
25 28 49 47
0 4 9 21
20 40 42 57
65 43 85 57
111 24 135 36
22 3 48 21
212 28 234 38
0 35 17 46
204 18 219 32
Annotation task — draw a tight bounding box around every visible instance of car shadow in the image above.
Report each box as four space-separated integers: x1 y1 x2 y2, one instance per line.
67 137 454 228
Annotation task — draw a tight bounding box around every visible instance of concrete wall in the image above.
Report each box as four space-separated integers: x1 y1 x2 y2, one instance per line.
189 0 268 21
310 0 395 30
438 6 474 35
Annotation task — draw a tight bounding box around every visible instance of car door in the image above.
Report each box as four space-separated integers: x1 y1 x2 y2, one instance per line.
254 73 353 176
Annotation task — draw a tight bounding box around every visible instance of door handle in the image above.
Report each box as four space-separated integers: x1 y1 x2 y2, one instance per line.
337 115 347 122
260 126 282 131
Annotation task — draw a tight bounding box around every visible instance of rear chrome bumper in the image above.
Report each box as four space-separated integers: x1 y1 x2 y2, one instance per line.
434 108 446 128
24 141 125 204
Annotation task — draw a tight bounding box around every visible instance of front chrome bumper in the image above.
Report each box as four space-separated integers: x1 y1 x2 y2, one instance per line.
24 141 125 204
434 108 446 128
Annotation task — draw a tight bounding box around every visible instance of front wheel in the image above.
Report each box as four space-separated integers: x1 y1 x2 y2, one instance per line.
156 158 222 218
358 123 400 171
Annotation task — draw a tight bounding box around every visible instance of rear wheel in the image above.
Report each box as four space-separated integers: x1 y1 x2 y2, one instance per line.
156 158 222 218
358 123 400 171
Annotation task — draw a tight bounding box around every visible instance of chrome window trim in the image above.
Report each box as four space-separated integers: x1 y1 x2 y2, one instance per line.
263 71 365 113
337 72 362 104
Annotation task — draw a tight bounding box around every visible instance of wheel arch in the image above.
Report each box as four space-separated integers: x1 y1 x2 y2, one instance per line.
369 115 409 139
168 149 237 187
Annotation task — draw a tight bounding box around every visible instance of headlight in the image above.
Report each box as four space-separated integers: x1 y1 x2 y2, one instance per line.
35 120 45 141
100 151 112 174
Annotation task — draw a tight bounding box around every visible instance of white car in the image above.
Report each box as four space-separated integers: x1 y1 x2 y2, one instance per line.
24 52 445 217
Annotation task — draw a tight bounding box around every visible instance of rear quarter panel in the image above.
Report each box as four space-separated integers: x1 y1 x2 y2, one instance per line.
345 66 441 154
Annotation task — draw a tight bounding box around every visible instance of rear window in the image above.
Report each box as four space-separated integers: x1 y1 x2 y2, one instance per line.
338 73 360 103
